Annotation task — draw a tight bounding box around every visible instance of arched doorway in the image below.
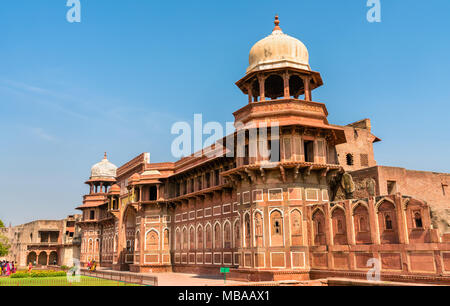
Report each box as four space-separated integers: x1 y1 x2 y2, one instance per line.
38 251 48 266
122 207 136 269
49 251 58 266
27 252 37 265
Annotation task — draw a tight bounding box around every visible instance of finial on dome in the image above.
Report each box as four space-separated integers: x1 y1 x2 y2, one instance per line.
104 152 107 160
273 15 282 32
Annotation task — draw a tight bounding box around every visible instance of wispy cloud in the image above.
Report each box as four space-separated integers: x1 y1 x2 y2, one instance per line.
30 127 56 142
0 79 90 120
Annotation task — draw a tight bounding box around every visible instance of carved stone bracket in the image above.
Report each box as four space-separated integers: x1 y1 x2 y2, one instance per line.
294 165 301 180
302 165 313 179
279 165 286 183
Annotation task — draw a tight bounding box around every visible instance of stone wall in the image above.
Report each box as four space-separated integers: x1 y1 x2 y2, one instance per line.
335 119 379 172
351 166 450 235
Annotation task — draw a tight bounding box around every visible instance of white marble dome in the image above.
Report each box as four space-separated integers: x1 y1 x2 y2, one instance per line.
90 153 117 179
247 16 310 74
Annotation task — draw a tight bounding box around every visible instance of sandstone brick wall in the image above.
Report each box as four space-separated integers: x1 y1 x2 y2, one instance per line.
351 166 450 234
334 119 379 172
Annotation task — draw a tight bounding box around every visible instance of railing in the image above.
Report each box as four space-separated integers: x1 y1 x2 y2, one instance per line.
80 269 158 286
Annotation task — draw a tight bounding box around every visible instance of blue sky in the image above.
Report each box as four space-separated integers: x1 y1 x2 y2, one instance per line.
1 0 449 226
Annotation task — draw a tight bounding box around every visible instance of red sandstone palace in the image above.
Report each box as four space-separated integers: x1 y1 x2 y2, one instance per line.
76 17 450 283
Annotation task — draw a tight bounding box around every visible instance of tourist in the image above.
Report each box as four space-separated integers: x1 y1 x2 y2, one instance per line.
12 261 16 274
5 261 10 276
87 260 92 271
28 262 33 273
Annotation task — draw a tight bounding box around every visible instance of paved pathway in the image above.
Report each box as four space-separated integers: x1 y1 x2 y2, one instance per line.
96 268 242 286
148 272 242 286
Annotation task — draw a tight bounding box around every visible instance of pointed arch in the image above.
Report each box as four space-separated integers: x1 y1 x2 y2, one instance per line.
330 204 345 215
253 209 264 247
182 226 188 250
376 199 399 244
88 238 93 252
352 200 369 216
353 201 372 244
331 205 347 245
189 225 196 250
375 197 396 213
162 227 170 250
205 222 213 249
196 224 204 249
289 208 303 246
175 227 181 251
312 207 326 246
223 220 232 249
233 218 241 248
312 206 325 217
213 221 222 249
243 211 251 247
269 208 284 247
145 229 160 251
94 238 100 253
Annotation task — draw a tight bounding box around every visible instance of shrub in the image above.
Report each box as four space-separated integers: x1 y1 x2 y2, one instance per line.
10 272 29 279
10 270 66 279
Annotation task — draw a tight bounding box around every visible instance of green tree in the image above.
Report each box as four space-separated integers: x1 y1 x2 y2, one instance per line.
0 234 9 257
0 219 10 257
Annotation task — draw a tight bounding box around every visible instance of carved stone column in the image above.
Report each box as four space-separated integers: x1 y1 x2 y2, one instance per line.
283 71 290 99
258 74 266 102
303 76 311 101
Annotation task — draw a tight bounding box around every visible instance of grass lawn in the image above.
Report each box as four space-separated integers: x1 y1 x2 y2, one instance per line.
0 276 141 286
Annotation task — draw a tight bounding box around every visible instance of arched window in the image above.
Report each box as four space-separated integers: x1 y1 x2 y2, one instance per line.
176 229 181 250
290 210 302 246
223 222 232 249
205 224 212 249
214 223 221 249
163 229 170 249
254 212 264 247
378 200 399 244
190 227 195 250
385 215 393 230
233 221 241 248
414 212 423 228
182 228 188 250
197 226 203 249
312 209 326 246
332 208 347 245
244 214 251 247
270 210 283 246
